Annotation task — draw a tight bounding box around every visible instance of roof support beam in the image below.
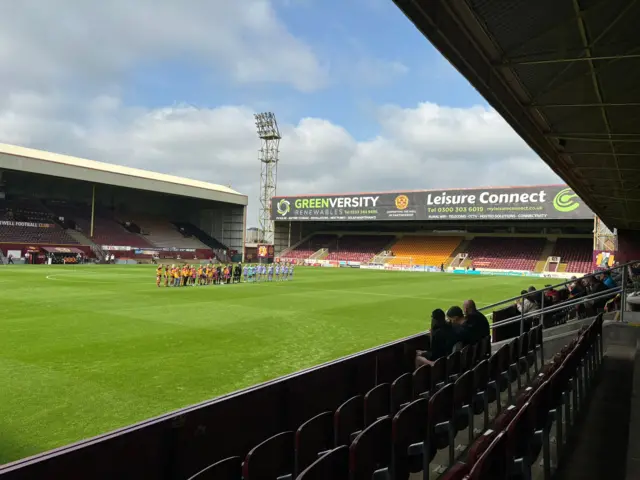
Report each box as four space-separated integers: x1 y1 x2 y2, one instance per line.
572 0 629 224
529 103 640 108
550 136 640 143
498 53 640 66
527 0 638 104
567 152 640 156
575 166 640 172
498 0 613 61
546 132 640 138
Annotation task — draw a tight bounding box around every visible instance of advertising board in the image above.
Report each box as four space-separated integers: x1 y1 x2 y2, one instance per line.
272 185 592 222
257 244 275 259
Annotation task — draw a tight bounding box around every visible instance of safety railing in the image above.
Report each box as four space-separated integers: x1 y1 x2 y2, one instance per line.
479 260 639 335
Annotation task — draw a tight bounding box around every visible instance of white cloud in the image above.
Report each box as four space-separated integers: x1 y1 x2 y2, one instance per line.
0 0 327 93
0 0 561 229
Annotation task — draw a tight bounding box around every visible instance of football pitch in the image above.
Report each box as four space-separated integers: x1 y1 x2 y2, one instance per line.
0 265 548 464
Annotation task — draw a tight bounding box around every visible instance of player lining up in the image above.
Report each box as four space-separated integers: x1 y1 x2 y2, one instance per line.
157 262 294 287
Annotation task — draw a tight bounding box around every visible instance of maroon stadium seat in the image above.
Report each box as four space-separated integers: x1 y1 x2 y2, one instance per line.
296 446 349 480
187 456 241 479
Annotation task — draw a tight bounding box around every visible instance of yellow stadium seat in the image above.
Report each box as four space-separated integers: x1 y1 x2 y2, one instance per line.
388 236 462 266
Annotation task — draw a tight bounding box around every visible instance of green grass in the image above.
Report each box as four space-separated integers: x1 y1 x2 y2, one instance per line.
0 265 548 464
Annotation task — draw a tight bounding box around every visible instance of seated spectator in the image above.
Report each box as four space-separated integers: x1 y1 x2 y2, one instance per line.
446 305 466 340
629 262 640 280
544 284 560 304
527 286 543 306
446 305 464 324
586 275 609 311
601 272 617 289
569 277 586 298
416 309 458 368
459 299 490 346
516 290 538 315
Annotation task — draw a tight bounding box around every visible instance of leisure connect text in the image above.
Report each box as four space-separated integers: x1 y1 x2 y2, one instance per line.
426 190 547 206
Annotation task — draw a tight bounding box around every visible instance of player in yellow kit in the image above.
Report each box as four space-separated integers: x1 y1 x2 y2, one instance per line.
156 264 163 287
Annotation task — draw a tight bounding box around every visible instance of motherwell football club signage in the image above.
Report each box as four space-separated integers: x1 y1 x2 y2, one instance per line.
271 185 593 222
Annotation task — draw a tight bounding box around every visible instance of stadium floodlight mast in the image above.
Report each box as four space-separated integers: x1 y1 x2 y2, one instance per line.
254 112 281 244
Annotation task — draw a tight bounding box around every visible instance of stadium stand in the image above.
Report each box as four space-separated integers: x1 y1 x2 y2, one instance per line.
466 237 546 271
0 198 80 245
551 238 593 274
182 315 603 480
280 234 336 260
325 235 393 262
388 235 462 266
49 202 152 248
172 222 228 250
124 217 209 249
0 222 79 245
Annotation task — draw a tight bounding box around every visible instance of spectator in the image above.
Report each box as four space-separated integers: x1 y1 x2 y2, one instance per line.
528 286 543 306
460 299 490 346
568 277 586 298
446 305 465 338
416 309 458 368
586 275 609 311
544 284 560 304
516 290 538 315
601 271 617 289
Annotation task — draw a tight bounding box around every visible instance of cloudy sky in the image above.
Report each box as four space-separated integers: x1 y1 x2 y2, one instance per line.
0 0 560 227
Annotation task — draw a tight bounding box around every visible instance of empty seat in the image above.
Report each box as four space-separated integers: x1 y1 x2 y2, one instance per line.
431 357 447 391
413 364 432 399
187 456 242 479
427 383 455 464
295 411 334 476
467 431 508 479
364 383 391 426
243 431 294 480
465 237 545 271
388 236 462 266
334 396 364 447
391 398 431 479
349 416 391 480
391 373 413 413
453 370 474 442
296 445 349 480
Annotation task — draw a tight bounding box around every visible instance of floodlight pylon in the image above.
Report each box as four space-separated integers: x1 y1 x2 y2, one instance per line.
254 112 281 244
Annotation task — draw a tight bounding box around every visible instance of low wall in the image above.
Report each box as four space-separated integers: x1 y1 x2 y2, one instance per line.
0 333 428 480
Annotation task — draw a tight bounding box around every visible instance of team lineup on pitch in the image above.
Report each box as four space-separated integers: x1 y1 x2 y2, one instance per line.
156 262 295 287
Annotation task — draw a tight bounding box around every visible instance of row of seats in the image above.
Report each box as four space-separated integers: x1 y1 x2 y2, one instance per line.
467 237 546 271
279 235 593 273
325 236 393 262
0 224 79 245
388 236 462 267
439 315 603 479
296 319 598 480
123 217 209 249
551 238 593 274
186 326 553 479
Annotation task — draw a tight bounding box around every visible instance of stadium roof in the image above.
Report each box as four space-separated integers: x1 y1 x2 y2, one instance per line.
0 142 247 206
393 0 640 230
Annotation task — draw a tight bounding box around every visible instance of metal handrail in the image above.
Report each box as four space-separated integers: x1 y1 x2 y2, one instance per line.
478 259 637 314
489 287 622 330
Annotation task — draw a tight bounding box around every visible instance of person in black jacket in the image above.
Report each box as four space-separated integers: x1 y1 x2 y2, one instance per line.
460 299 491 346
416 309 459 368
